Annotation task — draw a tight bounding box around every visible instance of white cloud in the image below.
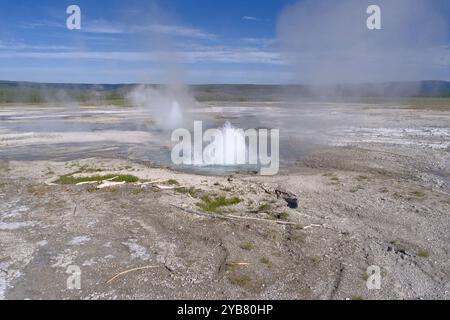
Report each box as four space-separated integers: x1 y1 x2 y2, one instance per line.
0 41 73 51
241 38 279 47
132 24 216 40
0 47 285 65
242 16 260 21
21 17 216 40
20 20 64 29
83 20 126 34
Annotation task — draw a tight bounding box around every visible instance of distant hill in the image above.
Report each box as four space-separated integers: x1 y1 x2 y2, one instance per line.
0 80 449 103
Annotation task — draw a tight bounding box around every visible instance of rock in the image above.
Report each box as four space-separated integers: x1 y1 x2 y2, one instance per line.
275 187 299 209
285 197 299 209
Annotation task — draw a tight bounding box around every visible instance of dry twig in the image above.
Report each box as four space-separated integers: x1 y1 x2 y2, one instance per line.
106 265 160 284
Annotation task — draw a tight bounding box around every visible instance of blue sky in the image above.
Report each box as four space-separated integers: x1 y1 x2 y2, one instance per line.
0 0 448 84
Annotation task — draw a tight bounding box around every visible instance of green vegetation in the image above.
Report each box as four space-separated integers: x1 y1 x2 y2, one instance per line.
363 272 369 281
410 190 426 198
349 186 363 193
351 295 364 301
239 242 255 251
1 81 450 105
55 173 139 185
196 195 241 213
418 250 429 258
276 211 290 221
229 274 252 288
257 203 271 212
175 187 200 198
405 97 450 109
166 179 180 186
0 84 130 105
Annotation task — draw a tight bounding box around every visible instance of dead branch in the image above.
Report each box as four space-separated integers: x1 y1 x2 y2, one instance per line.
106 265 160 284
171 205 301 226
302 224 325 230
226 262 251 267
227 214 300 226
156 185 186 190
139 180 166 187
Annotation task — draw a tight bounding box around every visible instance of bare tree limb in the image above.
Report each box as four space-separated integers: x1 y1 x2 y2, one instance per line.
106 265 160 284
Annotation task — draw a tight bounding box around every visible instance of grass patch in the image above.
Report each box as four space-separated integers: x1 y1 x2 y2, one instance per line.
55 174 139 185
363 272 369 281
410 190 426 198
175 187 200 198
166 179 179 186
418 250 429 258
276 211 290 221
86 185 97 193
257 203 271 212
260 257 270 265
356 175 370 182
229 274 252 288
351 295 364 301
349 186 363 193
196 195 241 214
239 242 255 251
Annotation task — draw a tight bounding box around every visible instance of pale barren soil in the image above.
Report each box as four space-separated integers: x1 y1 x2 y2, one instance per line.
0 102 449 300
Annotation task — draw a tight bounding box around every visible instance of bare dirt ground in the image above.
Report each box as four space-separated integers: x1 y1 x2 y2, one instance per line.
0 150 449 300
0 102 449 300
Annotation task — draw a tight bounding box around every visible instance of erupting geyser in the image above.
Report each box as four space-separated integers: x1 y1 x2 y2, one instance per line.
126 85 192 130
168 101 183 130
202 122 247 166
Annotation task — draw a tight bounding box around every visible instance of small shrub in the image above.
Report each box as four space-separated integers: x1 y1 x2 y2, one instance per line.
196 195 241 214
239 242 255 251
55 174 138 185
257 203 271 212
175 187 200 198
277 211 289 220
418 250 429 258
410 190 426 198
229 274 252 288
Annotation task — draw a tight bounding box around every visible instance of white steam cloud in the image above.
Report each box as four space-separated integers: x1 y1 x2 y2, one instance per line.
126 85 196 130
277 0 449 83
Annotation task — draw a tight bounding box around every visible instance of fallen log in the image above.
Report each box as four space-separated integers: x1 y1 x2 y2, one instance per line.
171 205 300 226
